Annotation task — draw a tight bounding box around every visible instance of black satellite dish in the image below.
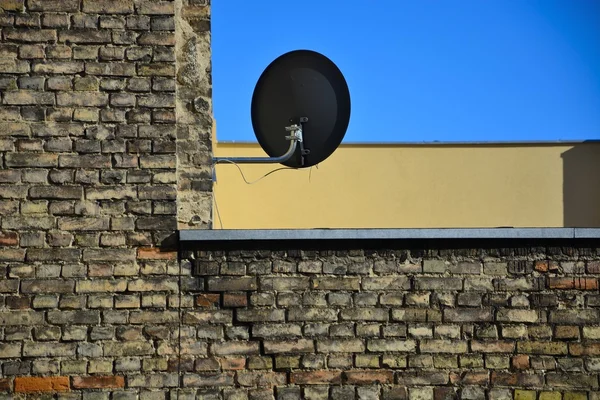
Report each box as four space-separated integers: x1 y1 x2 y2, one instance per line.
214 50 351 168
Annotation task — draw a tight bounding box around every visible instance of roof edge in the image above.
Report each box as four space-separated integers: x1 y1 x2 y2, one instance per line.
180 228 600 242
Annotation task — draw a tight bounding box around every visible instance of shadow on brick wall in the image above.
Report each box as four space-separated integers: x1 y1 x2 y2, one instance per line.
562 142 600 227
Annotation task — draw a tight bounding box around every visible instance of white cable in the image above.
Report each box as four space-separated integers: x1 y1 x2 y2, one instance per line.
211 160 317 229
213 190 224 229
213 159 297 184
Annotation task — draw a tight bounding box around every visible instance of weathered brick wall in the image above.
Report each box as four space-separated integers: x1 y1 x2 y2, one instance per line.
0 0 211 397
181 242 600 400
3 1 600 400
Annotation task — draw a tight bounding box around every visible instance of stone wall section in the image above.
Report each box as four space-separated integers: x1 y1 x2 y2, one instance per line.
3 0 600 399
182 245 600 400
0 0 203 397
175 0 213 230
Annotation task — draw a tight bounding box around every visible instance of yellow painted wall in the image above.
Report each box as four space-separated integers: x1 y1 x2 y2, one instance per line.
212 140 600 229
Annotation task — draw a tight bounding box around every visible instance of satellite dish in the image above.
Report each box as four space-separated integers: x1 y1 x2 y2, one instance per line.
214 50 351 168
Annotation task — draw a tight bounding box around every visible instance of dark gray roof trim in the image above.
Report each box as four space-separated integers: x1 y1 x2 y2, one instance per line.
218 140 600 146
180 228 600 242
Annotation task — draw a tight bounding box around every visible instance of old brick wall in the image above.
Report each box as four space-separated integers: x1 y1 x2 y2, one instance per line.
2 1 600 400
0 0 211 398
181 242 600 400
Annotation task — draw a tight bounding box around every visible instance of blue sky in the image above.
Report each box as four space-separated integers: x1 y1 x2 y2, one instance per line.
212 1 600 143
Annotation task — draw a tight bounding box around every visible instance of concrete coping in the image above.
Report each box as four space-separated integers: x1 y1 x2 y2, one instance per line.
180 228 600 242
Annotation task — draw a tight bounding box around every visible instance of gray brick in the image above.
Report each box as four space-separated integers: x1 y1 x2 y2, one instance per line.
550 310 599 324
3 216 55 230
444 308 493 322
23 342 76 357
317 339 365 353
27 248 81 262
60 155 112 168
0 343 22 358
30 186 83 199
83 248 136 261
237 309 285 323
182 373 235 387
264 339 314 354
21 279 75 293
4 29 57 43
0 186 28 199
28 0 80 11
340 308 389 321
312 277 360 291
128 278 178 292
57 92 108 107
6 153 58 167
367 339 416 353
33 61 84 74
415 277 463 290
183 310 233 325
82 0 134 14
86 62 136 76
59 30 111 44
211 342 259 356
47 310 100 325
0 311 45 325
136 216 177 230
58 217 110 231
207 277 257 291
362 276 410 291
104 341 155 356
288 307 338 322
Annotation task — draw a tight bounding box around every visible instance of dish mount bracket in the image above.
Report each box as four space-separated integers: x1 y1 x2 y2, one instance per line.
213 117 309 166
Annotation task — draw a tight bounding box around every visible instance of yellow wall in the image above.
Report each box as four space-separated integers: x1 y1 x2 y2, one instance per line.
212 140 600 229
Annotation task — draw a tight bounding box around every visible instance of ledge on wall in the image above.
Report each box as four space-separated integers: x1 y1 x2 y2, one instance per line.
180 228 600 242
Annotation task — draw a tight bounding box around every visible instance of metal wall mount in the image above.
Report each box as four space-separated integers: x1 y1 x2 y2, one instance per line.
213 120 306 165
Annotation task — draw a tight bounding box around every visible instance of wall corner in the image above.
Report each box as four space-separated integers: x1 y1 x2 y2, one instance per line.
175 0 213 230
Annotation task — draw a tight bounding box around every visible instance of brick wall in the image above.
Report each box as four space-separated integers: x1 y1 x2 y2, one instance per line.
2 1 600 400
180 242 600 400
0 0 211 398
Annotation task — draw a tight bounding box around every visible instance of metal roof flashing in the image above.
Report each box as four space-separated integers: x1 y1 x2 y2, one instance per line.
179 228 600 242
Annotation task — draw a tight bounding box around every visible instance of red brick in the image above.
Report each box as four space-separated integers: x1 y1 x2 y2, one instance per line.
137 247 177 260
570 343 600 356
491 371 544 387
434 387 457 400
290 371 342 385
548 278 598 290
168 356 195 372
0 232 18 246
512 355 530 370
345 370 394 384
588 261 600 274
548 278 574 289
460 371 489 385
72 376 124 389
449 372 461 385
223 293 247 308
0 378 10 391
196 294 220 308
575 278 598 290
14 377 69 393
6 296 30 309
534 260 549 272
